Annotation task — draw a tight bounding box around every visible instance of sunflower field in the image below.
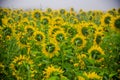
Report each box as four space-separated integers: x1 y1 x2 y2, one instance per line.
0 8 120 80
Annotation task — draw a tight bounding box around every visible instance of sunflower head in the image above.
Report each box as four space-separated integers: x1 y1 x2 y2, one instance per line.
46 8 52 13
104 16 111 24
19 35 28 45
101 13 113 26
43 65 64 79
110 16 120 32
95 35 102 44
67 27 77 38
32 10 41 20
7 18 14 24
42 42 59 58
56 33 65 42
114 17 120 29
60 9 66 14
25 26 35 37
41 17 50 25
81 27 89 36
54 30 66 42
10 55 36 79
71 34 86 49
33 31 45 43
2 26 13 38
48 25 64 37
46 43 55 53
90 50 102 60
73 37 83 47
88 45 105 62
118 8 120 14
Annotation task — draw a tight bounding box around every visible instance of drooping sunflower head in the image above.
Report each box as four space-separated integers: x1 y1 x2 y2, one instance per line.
43 65 64 79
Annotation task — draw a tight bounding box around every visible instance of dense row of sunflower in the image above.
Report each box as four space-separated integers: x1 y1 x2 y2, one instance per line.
0 7 120 80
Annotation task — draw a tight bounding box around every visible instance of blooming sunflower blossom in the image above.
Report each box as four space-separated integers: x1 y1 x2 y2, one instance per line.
110 16 120 32
84 72 102 80
71 33 87 49
42 41 59 58
43 65 64 79
88 45 105 62
10 55 36 79
100 13 113 27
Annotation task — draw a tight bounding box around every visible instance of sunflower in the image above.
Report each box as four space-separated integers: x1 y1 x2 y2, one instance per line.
84 72 102 80
41 16 50 25
46 8 52 13
0 63 4 73
29 20 37 27
71 33 87 49
52 17 64 26
48 25 64 38
32 9 41 20
10 55 37 79
88 45 104 62
74 22 90 37
59 8 67 15
2 17 9 25
67 27 78 38
51 10 59 17
21 18 29 26
110 16 120 32
43 65 64 79
33 30 45 44
2 25 15 40
93 30 104 45
77 76 85 80
42 41 59 58
53 30 66 43
16 32 30 48
24 25 35 37
22 11 29 18
74 54 86 69
100 13 113 27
